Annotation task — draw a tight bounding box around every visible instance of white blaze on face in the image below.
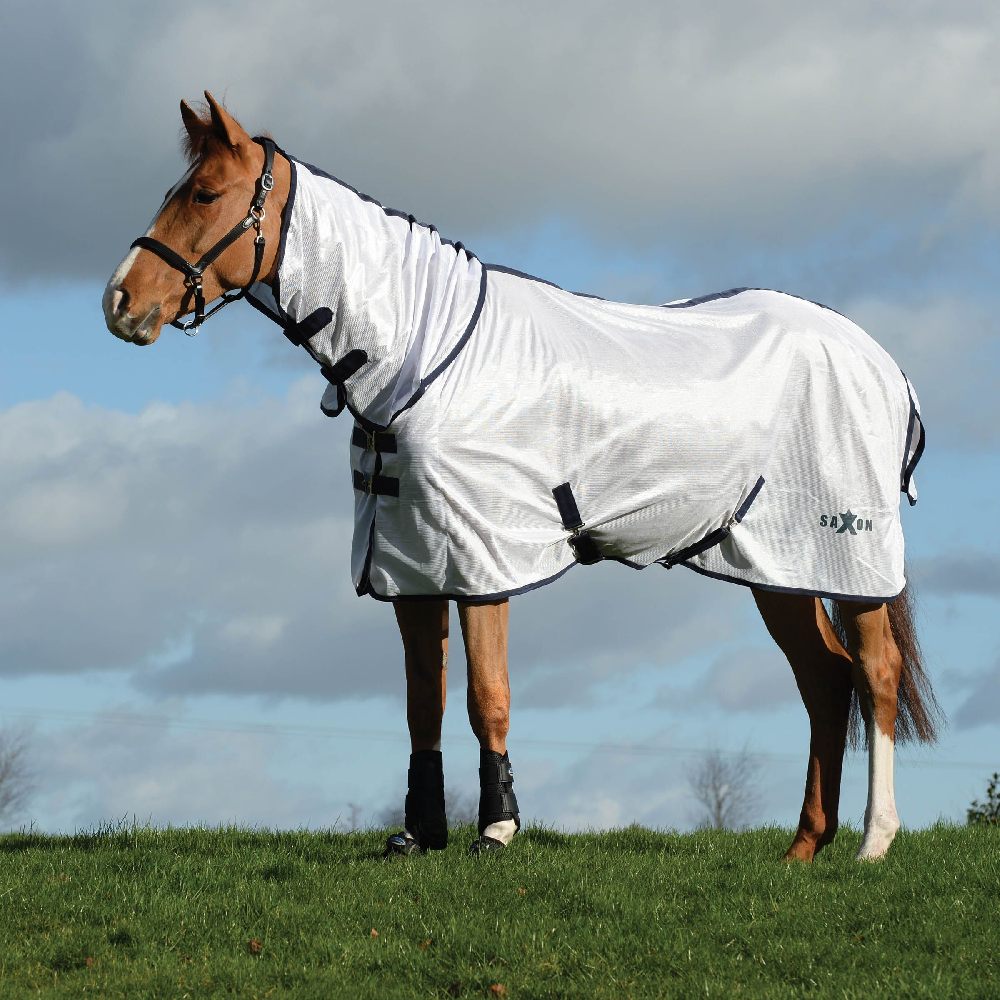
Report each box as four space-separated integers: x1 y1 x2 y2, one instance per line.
103 164 196 324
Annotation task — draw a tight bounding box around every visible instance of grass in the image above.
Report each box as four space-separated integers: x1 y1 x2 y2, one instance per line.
0 822 996 998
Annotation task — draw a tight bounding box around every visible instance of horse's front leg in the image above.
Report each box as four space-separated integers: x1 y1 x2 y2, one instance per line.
458 599 521 854
384 598 450 857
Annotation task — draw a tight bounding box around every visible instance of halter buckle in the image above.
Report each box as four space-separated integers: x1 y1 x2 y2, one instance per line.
261 173 275 192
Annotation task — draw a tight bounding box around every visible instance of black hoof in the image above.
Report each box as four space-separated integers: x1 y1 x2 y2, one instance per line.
468 835 507 856
383 832 424 858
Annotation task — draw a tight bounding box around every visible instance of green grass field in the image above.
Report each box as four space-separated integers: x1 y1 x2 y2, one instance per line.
0 823 996 999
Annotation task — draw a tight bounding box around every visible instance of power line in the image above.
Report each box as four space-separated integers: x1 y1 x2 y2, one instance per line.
2 706 995 771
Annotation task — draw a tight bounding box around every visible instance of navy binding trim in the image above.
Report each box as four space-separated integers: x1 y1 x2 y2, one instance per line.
320 385 346 419
318 349 368 420
485 263 606 301
734 476 766 522
663 527 732 567
899 372 925 507
388 267 488 425
661 286 846 318
680 561 904 605
360 561 579 603
295 158 475 261
662 476 765 569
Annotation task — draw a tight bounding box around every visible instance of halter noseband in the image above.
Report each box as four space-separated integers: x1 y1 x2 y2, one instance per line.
130 137 277 336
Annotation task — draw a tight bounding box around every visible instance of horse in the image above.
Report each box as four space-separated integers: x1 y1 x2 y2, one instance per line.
103 92 940 861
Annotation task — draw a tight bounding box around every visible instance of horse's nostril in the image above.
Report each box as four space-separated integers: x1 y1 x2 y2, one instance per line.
114 287 131 317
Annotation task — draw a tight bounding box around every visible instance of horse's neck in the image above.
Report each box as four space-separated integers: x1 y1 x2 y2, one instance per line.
278 163 484 426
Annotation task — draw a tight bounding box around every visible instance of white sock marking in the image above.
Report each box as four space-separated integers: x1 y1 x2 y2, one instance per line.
857 724 900 860
482 819 517 845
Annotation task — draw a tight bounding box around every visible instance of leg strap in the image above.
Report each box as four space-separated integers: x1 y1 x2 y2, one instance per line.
403 749 448 851
478 749 520 836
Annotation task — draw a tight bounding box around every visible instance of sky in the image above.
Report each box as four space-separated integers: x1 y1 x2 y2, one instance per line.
1 0 998 838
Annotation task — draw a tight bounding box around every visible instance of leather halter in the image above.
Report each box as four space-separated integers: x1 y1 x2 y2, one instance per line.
130 137 277 336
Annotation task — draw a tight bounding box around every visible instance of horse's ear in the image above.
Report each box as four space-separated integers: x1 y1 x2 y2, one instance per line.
204 91 250 152
180 100 206 142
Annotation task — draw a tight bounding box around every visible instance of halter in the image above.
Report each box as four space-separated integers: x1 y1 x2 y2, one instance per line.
130 137 277 336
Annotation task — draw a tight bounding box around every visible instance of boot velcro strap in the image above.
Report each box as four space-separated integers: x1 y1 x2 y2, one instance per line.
478 784 520 833
478 751 519 833
483 789 519 816
408 765 444 794
479 759 513 785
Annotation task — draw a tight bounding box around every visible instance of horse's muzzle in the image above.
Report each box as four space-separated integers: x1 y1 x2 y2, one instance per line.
103 285 161 345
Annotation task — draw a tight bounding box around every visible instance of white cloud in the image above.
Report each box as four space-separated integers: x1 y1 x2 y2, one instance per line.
27 709 343 830
3 1 1000 282
846 294 1000 449
954 653 1000 729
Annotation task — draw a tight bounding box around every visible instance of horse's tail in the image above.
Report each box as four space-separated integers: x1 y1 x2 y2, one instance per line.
831 582 943 748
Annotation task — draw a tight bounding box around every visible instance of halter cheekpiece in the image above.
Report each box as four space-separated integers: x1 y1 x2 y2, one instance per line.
130 137 277 335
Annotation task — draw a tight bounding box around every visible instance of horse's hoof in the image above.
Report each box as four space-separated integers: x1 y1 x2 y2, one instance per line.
383 832 424 858
468 835 507 856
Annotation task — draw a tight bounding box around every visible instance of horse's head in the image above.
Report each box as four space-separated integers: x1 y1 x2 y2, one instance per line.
103 92 287 345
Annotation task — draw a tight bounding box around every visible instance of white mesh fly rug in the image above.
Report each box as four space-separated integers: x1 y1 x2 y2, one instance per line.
246 154 925 604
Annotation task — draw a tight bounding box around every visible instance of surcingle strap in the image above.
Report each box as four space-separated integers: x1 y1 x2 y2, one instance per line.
403 749 448 851
317 348 369 420
353 469 400 497
478 749 520 836
283 307 334 347
320 348 368 386
552 482 603 565
351 426 398 453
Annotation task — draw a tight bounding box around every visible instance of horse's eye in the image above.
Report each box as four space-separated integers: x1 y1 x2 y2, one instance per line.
193 190 220 205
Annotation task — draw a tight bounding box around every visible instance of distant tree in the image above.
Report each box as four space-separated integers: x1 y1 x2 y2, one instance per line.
967 772 999 826
687 747 761 830
0 727 34 825
345 801 364 832
374 788 479 830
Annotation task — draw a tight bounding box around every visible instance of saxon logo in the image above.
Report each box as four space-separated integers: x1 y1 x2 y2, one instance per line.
819 510 873 535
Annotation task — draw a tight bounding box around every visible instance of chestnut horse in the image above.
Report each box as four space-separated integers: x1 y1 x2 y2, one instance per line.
104 94 939 860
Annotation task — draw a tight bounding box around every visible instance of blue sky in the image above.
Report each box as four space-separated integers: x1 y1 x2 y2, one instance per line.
1 0 998 837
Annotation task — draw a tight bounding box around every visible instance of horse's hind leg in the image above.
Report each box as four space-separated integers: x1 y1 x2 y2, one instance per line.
386 598 450 856
836 601 902 860
458 599 520 853
753 590 853 861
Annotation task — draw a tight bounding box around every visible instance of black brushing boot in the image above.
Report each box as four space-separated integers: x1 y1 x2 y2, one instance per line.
384 750 448 858
469 749 520 856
